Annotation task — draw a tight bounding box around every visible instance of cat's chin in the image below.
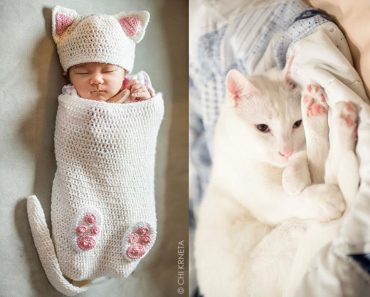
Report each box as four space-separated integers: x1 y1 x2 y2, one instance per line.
268 157 290 168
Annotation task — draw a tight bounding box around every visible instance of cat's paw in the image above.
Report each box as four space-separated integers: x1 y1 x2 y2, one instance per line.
301 84 329 140
302 84 328 117
282 153 311 195
333 101 359 147
282 167 310 195
305 184 345 222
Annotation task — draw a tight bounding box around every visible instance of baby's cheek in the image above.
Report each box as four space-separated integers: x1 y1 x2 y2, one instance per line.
115 77 126 91
108 81 123 94
74 87 87 98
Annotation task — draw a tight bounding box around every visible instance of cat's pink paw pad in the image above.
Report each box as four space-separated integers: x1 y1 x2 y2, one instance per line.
335 101 358 140
340 102 357 127
122 223 155 261
302 84 328 117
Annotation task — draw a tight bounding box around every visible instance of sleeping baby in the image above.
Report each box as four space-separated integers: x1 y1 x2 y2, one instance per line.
26 6 164 296
63 63 155 103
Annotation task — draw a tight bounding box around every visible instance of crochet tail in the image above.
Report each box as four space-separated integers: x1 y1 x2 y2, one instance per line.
27 195 88 296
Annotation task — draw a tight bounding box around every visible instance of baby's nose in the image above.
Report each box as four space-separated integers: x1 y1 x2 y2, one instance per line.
90 73 104 85
279 148 293 158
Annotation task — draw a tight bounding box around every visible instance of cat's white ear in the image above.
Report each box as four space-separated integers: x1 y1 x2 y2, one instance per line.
226 69 260 107
283 52 298 90
116 11 150 43
52 6 79 44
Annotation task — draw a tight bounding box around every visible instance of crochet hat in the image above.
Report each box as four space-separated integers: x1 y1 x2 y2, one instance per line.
51 6 150 73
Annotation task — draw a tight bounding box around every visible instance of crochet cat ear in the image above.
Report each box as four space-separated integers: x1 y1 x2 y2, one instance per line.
226 69 260 107
116 11 150 43
52 6 79 43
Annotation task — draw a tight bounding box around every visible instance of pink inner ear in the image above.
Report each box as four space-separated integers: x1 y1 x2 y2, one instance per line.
56 13 74 36
228 81 241 101
227 73 259 107
119 15 141 37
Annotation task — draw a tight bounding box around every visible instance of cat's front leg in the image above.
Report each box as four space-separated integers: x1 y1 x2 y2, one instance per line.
325 101 359 205
299 184 346 222
254 183 345 225
282 151 311 195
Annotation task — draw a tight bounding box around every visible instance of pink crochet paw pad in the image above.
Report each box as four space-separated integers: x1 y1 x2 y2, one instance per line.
302 84 328 116
71 208 103 252
122 223 154 261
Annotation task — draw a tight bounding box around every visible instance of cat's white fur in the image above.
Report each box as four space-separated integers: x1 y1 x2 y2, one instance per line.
285 99 360 296
195 68 357 297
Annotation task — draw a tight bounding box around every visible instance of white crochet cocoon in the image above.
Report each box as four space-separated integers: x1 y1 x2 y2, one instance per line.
28 92 164 293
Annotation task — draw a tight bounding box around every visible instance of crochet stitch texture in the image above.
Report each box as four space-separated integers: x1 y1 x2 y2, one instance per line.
55 92 163 278
57 15 135 72
27 93 164 295
52 6 150 72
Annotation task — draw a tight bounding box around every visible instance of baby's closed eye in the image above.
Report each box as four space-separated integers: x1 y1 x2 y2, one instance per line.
72 67 89 75
102 66 118 73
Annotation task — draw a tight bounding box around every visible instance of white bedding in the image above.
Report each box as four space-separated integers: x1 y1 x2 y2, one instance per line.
286 21 370 296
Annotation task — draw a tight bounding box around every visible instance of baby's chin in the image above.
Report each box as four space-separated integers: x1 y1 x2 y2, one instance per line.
82 91 111 101
89 94 110 101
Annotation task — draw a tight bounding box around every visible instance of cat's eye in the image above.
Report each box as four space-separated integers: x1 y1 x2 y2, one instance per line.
293 120 302 129
256 124 270 133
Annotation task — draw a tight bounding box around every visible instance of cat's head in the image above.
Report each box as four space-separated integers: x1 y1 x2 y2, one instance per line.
224 69 305 167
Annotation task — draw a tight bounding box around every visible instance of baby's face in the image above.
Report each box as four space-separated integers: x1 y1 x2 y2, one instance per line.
69 63 126 101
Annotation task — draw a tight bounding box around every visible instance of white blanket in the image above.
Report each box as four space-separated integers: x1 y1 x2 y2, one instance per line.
283 22 370 296
27 93 164 295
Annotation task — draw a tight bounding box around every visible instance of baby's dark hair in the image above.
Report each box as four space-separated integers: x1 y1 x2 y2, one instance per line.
63 70 71 82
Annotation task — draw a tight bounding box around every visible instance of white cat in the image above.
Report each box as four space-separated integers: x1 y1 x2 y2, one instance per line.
194 68 358 297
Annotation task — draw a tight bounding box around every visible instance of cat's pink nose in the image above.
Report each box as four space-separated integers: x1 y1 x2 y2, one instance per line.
279 148 293 158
